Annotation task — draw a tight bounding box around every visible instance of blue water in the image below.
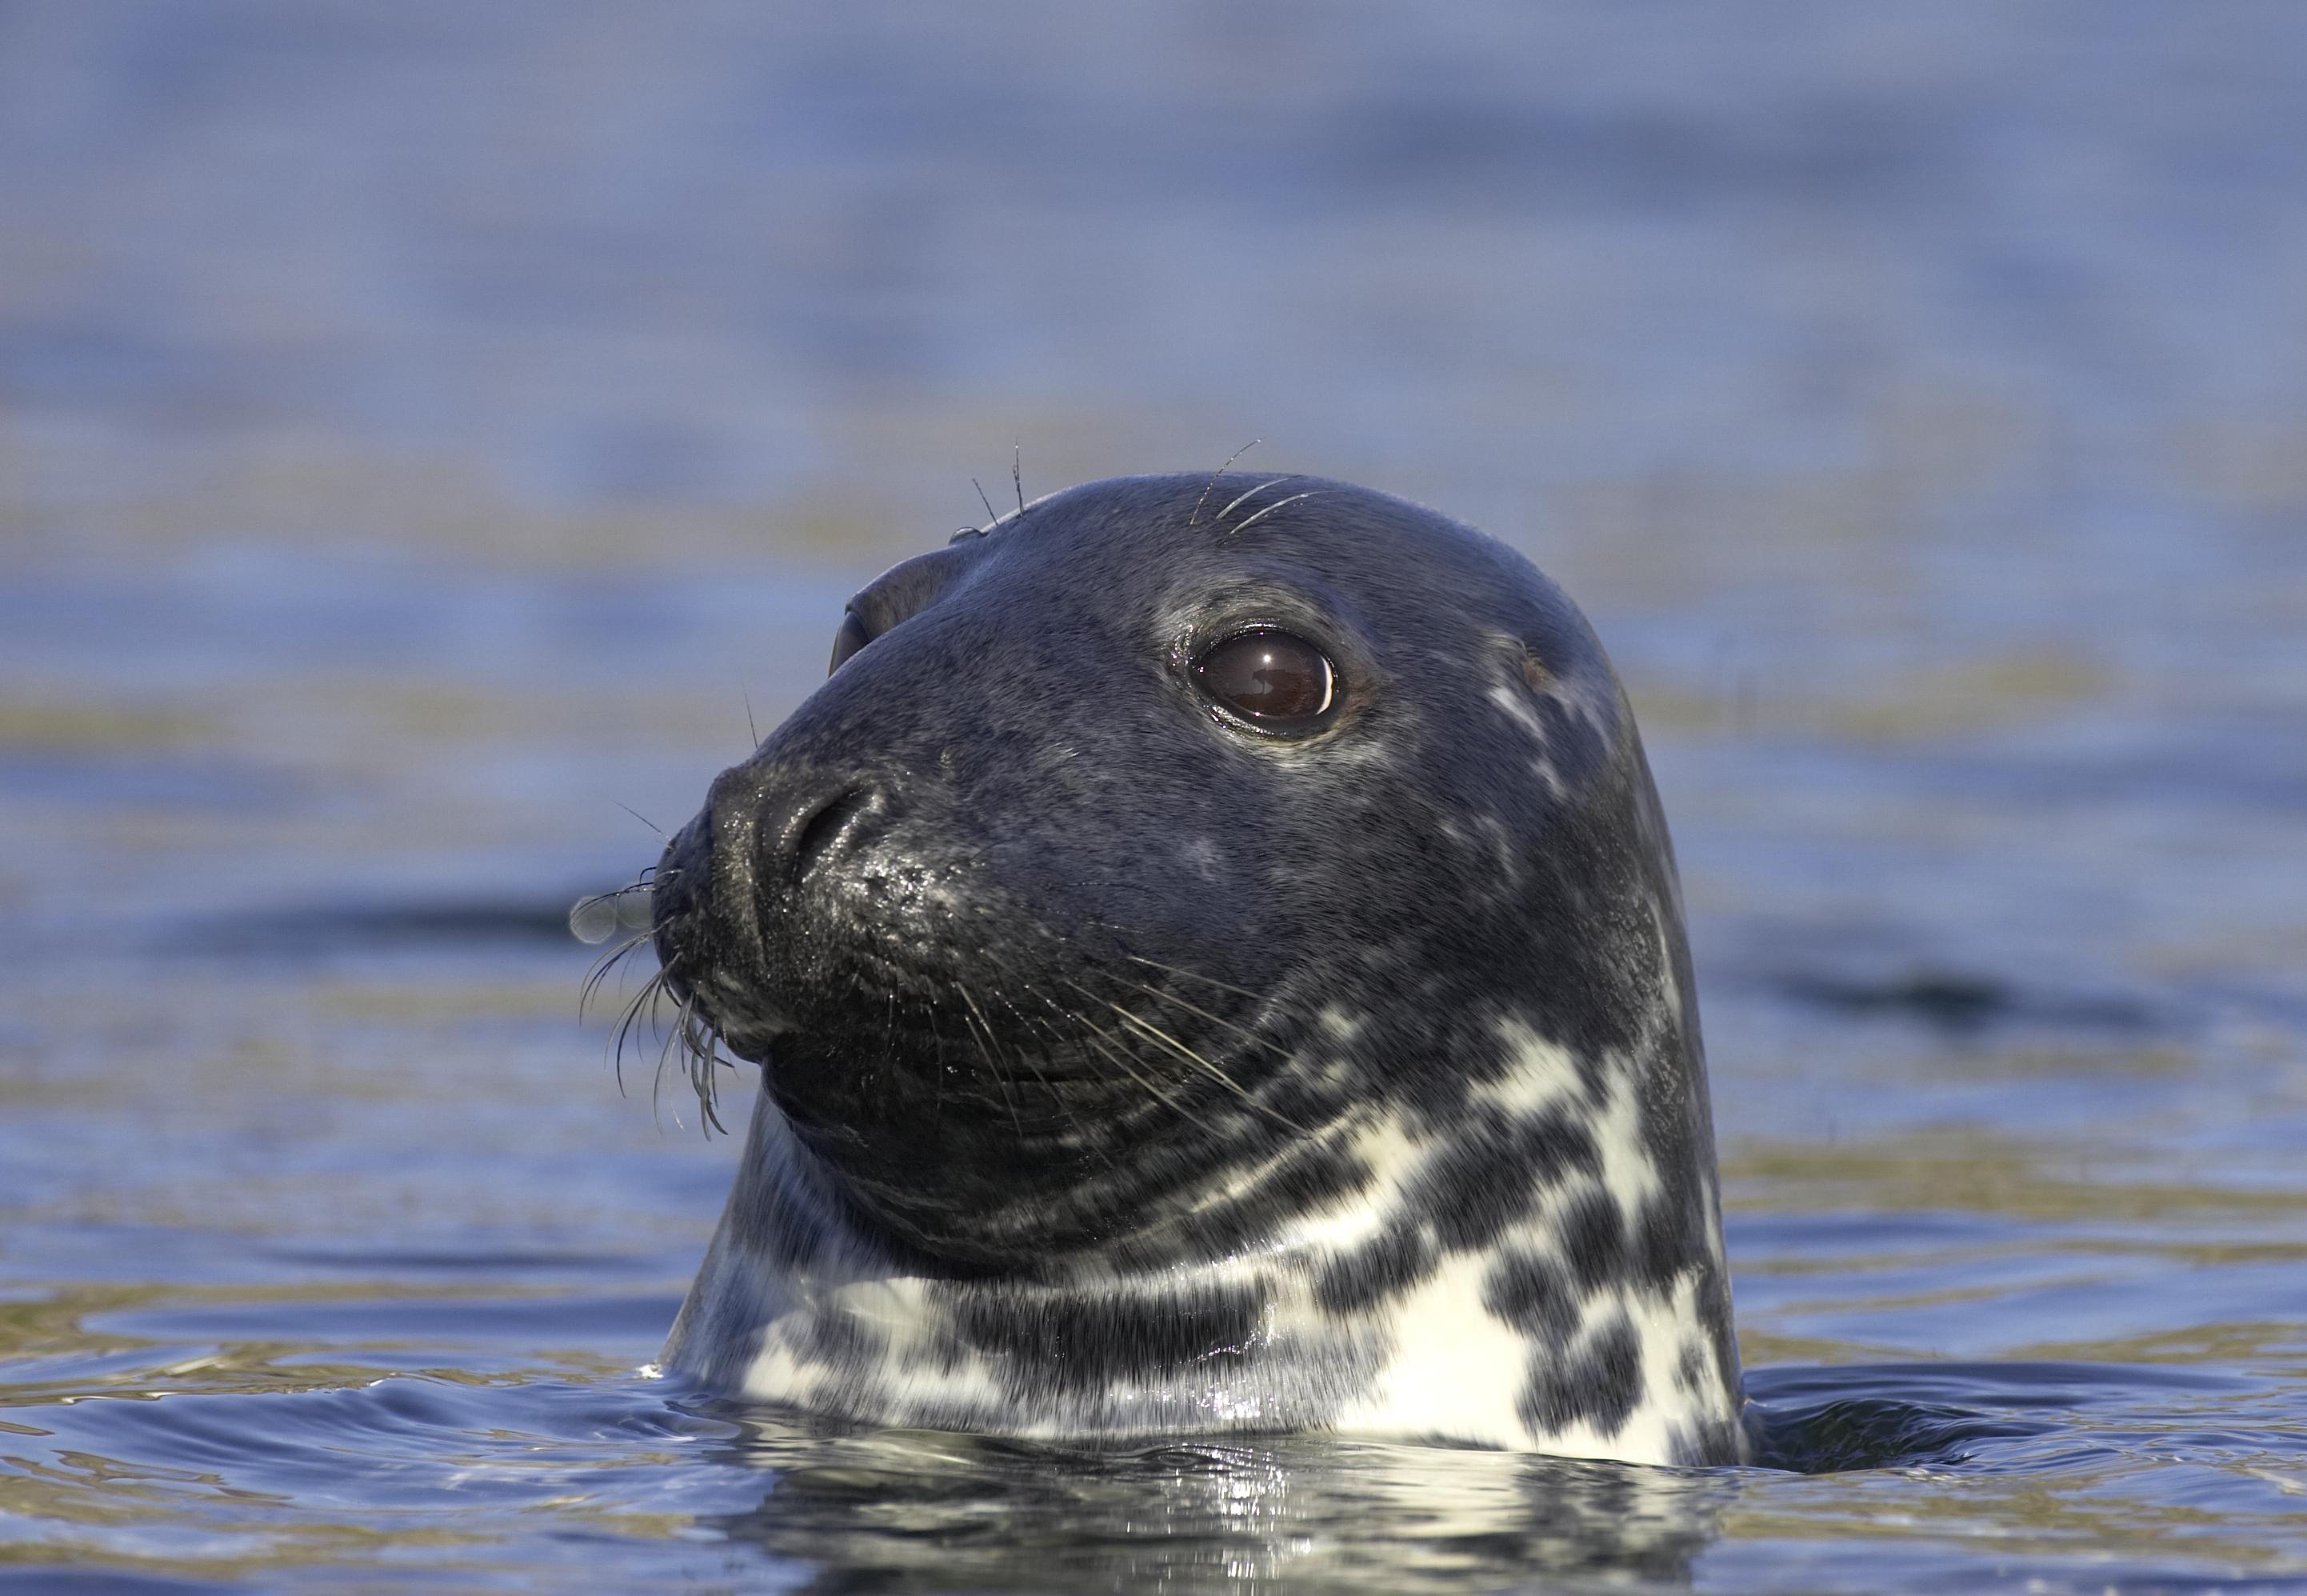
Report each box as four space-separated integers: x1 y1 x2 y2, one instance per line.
3 4 2305 1590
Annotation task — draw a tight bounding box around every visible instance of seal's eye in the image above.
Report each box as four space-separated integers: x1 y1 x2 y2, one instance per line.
828 610 873 675
1191 629 1337 733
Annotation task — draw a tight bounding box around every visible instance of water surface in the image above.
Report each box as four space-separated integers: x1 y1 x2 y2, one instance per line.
3 4 2305 1590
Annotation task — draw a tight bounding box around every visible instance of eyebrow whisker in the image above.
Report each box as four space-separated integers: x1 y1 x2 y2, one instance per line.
1214 475 1297 528
1225 490 1321 539
1187 438 1261 527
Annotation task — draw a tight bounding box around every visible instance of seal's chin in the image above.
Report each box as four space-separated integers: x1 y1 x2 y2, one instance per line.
750 1030 1124 1264
652 926 1309 1269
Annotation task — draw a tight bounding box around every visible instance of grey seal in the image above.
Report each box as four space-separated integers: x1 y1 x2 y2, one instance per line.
644 471 1745 1466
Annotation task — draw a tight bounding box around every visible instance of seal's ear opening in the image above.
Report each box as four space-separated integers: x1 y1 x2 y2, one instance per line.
830 543 984 674
828 609 872 674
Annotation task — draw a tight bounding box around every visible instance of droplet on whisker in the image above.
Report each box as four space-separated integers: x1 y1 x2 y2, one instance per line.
570 894 621 944
615 888 654 932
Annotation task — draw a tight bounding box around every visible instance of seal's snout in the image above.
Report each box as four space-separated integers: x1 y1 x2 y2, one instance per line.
648 754 910 1064
694 758 897 893
646 808 723 995
646 762 794 1057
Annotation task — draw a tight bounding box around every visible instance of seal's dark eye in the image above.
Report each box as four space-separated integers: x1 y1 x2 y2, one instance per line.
1191 630 1337 733
829 610 873 675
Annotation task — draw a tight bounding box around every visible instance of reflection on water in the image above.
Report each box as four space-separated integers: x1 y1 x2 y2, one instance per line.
6 1 2307 1591
717 1429 1736 1594
6 1336 2305 1593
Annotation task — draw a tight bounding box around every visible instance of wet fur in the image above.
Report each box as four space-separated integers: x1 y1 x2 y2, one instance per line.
647 474 1746 1465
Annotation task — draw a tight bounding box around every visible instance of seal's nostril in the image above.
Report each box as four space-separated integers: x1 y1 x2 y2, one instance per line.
788 785 885 881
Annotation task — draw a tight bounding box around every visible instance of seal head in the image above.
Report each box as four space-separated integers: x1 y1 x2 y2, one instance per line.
648 473 1744 1465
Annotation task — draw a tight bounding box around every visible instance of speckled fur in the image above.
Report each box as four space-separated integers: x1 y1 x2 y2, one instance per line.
649 474 1747 1466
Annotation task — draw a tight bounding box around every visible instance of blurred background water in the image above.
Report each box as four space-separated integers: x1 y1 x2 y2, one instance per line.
3 2 2305 1591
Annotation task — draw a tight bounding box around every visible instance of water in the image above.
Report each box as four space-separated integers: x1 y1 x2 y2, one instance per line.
4 3 2305 1590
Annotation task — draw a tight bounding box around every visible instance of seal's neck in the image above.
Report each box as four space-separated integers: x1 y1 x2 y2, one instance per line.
662 1019 1745 1467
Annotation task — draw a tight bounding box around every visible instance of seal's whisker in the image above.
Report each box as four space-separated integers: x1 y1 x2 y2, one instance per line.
1116 1014 1309 1134
578 935 639 1010
1213 474 1297 529
654 989 706 1132
679 1006 728 1136
702 1038 730 1135
1007 1016 1114 1167
615 801 668 840
984 978 1122 1162
579 931 654 1016
607 969 669 1097
884 987 900 1087
1187 439 1261 527
581 922 655 959
618 974 654 1044
1076 986 1252 1095
974 980 1068 1106
1012 442 1026 517
956 983 1029 1142
675 1003 704 1111
1074 1022 1203 1130
1064 980 1309 1134
576 875 660 913
1116 954 1262 1002
1224 490 1321 540
1112 977 1288 1059
921 998 962 1127
673 995 722 1133
972 477 1000 526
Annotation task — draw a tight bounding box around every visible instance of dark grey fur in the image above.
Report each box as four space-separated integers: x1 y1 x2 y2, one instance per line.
646 473 1745 1464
